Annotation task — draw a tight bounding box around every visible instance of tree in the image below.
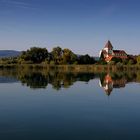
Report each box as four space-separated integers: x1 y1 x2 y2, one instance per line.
116 62 123 70
20 47 48 63
137 55 140 65
51 46 63 64
62 48 77 64
128 59 135 65
78 54 95 64
122 59 129 65
111 57 122 64
108 61 115 65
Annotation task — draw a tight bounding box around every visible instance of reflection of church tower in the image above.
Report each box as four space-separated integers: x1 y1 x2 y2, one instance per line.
100 74 113 96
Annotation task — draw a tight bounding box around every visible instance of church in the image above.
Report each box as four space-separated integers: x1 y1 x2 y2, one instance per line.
99 40 128 62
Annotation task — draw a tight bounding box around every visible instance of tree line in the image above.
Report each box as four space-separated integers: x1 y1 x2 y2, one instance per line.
0 46 96 65
0 46 140 65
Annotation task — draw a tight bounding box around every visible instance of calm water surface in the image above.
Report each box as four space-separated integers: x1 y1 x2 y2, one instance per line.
0 69 140 140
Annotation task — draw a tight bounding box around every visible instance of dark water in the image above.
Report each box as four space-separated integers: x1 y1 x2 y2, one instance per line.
0 69 140 140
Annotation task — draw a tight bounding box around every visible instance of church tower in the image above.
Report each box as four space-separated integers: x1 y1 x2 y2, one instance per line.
103 40 113 55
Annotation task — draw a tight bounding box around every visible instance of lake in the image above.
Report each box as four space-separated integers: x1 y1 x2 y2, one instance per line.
0 69 140 140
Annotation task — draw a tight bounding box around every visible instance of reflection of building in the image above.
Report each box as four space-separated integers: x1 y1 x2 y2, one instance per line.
113 79 126 88
99 40 128 62
99 74 127 96
101 74 113 96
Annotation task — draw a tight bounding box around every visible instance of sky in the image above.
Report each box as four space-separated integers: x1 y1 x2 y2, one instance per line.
0 0 140 56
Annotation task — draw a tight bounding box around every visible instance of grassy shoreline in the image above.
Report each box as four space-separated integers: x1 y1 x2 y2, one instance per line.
0 64 140 72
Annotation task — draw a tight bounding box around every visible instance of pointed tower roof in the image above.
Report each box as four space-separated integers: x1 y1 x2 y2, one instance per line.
104 40 113 49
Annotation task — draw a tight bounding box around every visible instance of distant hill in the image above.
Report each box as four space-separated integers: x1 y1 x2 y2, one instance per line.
0 50 21 58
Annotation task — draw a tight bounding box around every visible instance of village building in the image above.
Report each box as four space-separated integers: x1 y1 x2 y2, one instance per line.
99 40 128 62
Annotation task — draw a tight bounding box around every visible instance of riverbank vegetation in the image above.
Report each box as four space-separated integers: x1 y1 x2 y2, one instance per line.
0 46 140 67
0 64 140 73
0 47 95 65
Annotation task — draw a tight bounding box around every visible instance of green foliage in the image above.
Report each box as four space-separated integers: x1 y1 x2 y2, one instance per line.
98 60 107 65
108 61 115 65
50 47 78 64
51 46 63 64
0 57 18 64
78 54 95 64
116 62 123 70
0 46 138 65
20 72 49 89
50 60 55 65
137 55 140 65
111 57 122 64
20 47 48 63
122 59 129 65
62 48 77 64
128 59 135 65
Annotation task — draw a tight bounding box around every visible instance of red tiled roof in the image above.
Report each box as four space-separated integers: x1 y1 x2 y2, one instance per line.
113 50 127 54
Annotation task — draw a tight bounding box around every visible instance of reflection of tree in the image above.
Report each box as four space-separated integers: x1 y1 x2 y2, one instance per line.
0 68 140 92
20 73 49 89
0 69 95 90
48 72 74 90
124 72 137 82
49 72 95 90
136 72 140 82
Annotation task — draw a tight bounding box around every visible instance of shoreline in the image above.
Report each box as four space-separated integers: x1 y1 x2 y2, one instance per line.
0 64 140 72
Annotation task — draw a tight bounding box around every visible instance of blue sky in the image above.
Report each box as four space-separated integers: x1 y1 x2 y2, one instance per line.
0 0 140 56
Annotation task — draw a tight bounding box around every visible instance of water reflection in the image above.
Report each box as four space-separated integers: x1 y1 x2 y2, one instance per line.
0 69 140 95
99 72 139 95
99 73 127 95
0 69 95 90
